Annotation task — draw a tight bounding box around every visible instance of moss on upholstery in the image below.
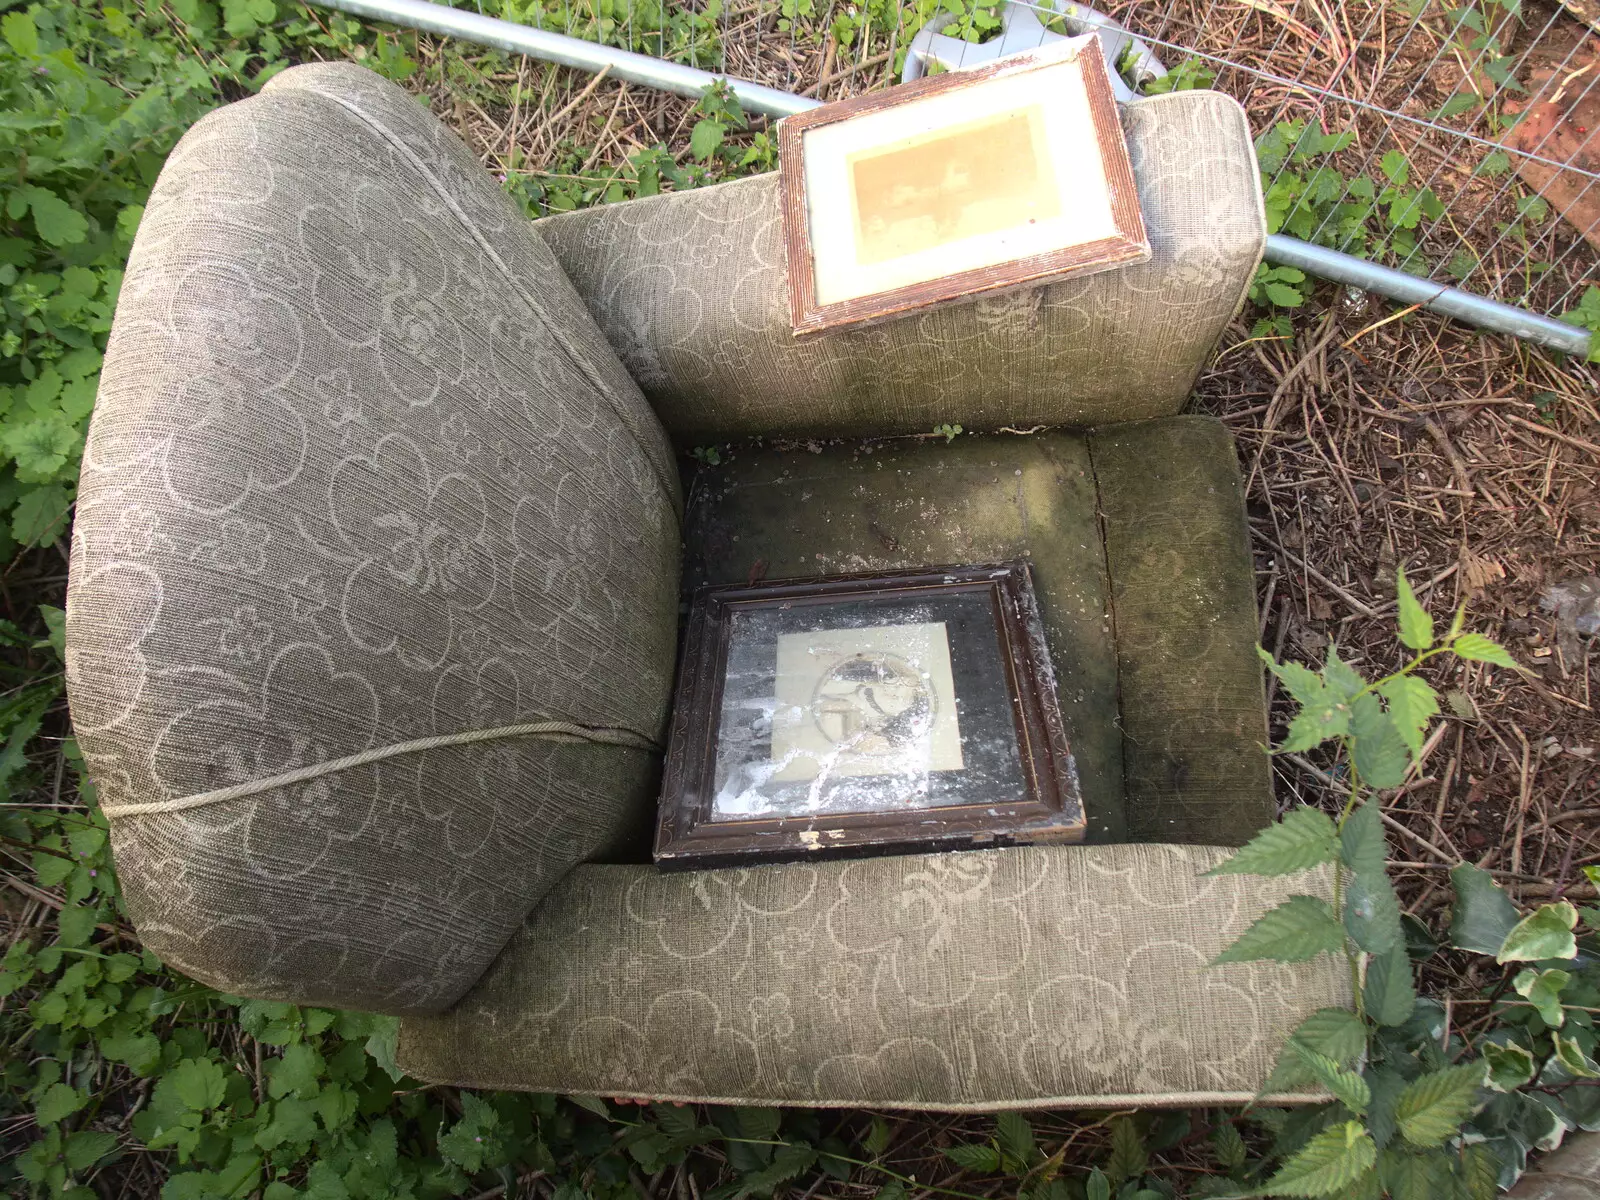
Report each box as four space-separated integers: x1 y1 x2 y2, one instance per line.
682 432 1125 841
397 844 1349 1108
1090 417 1273 845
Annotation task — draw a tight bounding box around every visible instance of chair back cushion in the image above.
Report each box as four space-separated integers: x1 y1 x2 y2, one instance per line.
538 90 1264 442
66 63 680 1014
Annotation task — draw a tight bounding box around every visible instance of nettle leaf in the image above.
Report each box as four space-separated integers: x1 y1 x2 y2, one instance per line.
689 118 726 161
1206 806 1337 877
64 1128 118 1171
1261 1121 1376 1197
1290 1043 1370 1114
1451 633 1519 670
1349 694 1410 789
1377 676 1439 758
35 1081 86 1126
2 10 39 55
943 1143 1001 1174
1394 1064 1486 1147
1481 1040 1536 1092
1214 895 1346 965
1339 803 1387 878
24 187 89 247
1212 1120 1248 1170
1394 569 1433 651
1513 967 1570 1027
1449 864 1520 954
1363 943 1417 1028
1497 901 1578 964
1345 868 1403 955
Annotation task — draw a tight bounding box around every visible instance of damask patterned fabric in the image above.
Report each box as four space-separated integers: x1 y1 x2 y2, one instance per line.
537 90 1265 442
397 844 1350 1108
65 63 682 1014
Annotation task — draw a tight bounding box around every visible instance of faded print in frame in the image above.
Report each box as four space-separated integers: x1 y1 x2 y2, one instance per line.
779 33 1149 335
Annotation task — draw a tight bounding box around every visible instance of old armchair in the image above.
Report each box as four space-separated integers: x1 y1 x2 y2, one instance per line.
66 62 1345 1110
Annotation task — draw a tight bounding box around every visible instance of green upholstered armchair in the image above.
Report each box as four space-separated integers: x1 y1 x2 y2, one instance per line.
66 62 1347 1110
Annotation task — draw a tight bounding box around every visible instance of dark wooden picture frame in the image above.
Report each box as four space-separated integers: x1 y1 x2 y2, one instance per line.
778 33 1149 336
654 562 1085 870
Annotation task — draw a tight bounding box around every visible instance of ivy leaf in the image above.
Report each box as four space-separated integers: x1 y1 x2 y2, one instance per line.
1345 868 1403 955
1206 806 1337 877
1338 803 1387 878
1349 694 1410 789
1481 1040 1536 1092
1363 943 1416 1027
1553 1032 1600 1079
1377 676 1438 758
1450 633 1520 670
1394 569 1433 651
1448 864 1520 954
364 1015 404 1082
1394 1064 1486 1147
1512 967 1570 1026
1497 901 1578 964
1214 895 1347 965
1290 1043 1370 1115
1260 1121 1376 1196
943 1143 1001 1174
35 1082 86 1126
23 187 89 247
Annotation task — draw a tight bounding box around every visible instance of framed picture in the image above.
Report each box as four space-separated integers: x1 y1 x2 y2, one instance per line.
654 562 1085 869
778 33 1149 336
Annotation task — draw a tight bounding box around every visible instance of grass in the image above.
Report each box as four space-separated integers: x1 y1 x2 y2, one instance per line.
3 0 1600 1196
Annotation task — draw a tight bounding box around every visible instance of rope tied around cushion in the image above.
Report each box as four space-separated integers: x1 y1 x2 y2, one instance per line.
98 720 662 819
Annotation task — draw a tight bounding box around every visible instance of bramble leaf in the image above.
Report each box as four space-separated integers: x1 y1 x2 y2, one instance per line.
1394 1064 1486 1147
12 485 71 547
1395 568 1433 651
1349 694 1410 789
1260 1008 1369 1096
1497 901 1578 963
1363 943 1417 1027
1451 633 1519 670
1106 1116 1147 1185
1345 867 1403 955
995 1111 1035 1168
943 1143 1001 1174
1449 864 1520 954
1339 803 1387 878
1377 676 1439 758
1322 645 1367 702
1213 895 1346 965
1206 806 1337 877
1258 648 1325 706
1260 1121 1375 1196
1290 1043 1370 1114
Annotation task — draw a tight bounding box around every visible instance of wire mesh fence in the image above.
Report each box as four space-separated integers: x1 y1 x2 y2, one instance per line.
498 0 1599 321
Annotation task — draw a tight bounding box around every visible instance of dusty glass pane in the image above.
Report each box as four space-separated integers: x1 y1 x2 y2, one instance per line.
710 589 1025 821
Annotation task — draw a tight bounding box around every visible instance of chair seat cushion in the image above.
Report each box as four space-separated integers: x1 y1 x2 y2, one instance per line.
395 843 1349 1108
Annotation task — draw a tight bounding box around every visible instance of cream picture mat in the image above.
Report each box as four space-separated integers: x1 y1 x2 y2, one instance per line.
802 55 1117 306
769 622 964 784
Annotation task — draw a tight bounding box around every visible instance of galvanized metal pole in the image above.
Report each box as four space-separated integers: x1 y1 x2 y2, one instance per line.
316 0 1594 360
